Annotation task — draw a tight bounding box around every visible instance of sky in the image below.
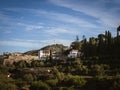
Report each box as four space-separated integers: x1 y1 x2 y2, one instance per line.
0 0 120 54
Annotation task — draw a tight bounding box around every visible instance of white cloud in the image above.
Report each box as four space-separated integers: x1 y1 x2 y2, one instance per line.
2 7 100 39
35 9 97 28
49 0 120 28
0 40 41 48
4 30 12 34
5 8 96 36
17 23 44 31
4 8 97 28
44 27 76 36
0 38 71 49
0 10 44 33
2 2 119 41
0 13 15 26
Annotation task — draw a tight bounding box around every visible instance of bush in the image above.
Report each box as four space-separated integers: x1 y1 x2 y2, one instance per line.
53 67 64 81
14 60 27 68
63 75 86 88
54 87 75 90
90 64 106 76
30 81 50 90
15 79 27 89
0 74 18 90
46 79 58 87
23 74 34 84
31 60 44 67
110 75 120 90
0 65 9 74
0 83 18 90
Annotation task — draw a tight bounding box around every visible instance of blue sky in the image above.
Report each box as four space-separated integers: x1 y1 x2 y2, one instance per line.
0 0 120 54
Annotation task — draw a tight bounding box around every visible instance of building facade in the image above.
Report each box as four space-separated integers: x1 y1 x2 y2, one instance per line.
68 50 80 58
38 50 50 60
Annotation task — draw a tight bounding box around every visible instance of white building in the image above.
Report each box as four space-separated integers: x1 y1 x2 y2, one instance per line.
38 50 50 60
68 50 80 58
52 52 60 60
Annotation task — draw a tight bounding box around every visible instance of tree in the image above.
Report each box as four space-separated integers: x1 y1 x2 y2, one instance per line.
76 35 79 42
91 64 106 76
81 35 88 58
98 34 104 46
98 34 105 55
14 60 27 68
70 36 80 50
31 60 44 67
105 31 112 45
64 75 86 89
0 56 4 65
49 49 53 64
88 37 97 56
117 25 120 37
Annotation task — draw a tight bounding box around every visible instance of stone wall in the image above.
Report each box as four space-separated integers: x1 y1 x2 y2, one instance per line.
4 54 38 65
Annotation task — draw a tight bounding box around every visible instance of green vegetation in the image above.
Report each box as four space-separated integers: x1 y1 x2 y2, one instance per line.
30 81 51 90
0 26 120 90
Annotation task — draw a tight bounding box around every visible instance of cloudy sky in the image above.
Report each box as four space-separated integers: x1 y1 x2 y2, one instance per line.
0 0 120 54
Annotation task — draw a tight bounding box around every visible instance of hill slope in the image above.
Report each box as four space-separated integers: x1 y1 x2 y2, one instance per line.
24 44 69 56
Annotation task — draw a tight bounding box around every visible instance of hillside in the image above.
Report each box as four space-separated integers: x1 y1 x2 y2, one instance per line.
24 50 39 56
41 44 68 52
24 44 69 56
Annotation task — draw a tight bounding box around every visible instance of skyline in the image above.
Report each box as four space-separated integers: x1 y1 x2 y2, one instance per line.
0 0 120 54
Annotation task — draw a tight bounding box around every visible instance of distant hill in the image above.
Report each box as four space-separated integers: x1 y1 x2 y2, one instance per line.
24 50 39 56
41 44 68 52
24 44 69 56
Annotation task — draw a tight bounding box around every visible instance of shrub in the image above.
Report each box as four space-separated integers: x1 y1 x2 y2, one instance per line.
30 81 50 90
53 67 64 81
0 74 18 90
23 74 34 84
46 79 58 87
63 75 86 88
